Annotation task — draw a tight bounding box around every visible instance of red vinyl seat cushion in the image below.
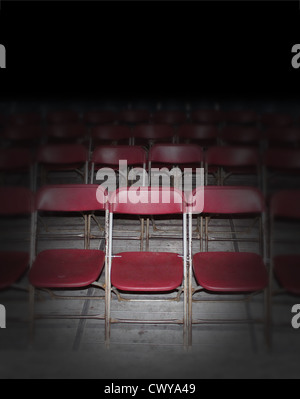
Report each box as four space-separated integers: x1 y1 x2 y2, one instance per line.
29 249 105 288
193 252 268 292
0 251 29 289
273 255 300 295
111 252 183 292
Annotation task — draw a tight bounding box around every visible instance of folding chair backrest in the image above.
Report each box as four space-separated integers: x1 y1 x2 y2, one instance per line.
91 145 147 166
117 109 150 124
91 125 132 143
37 144 88 164
109 187 185 215
189 186 265 215
46 110 80 125
3 126 44 142
35 184 106 213
220 126 261 145
83 110 116 125
190 109 223 125
177 124 219 143
0 187 33 215
265 127 300 146
151 110 187 125
0 148 33 171
270 190 300 220
263 148 300 170
205 146 260 167
149 144 204 164
45 124 87 141
133 124 174 141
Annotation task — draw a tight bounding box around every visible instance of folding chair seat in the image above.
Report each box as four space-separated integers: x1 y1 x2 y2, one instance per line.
177 124 219 148
90 125 132 148
0 186 34 290
205 145 261 186
44 123 89 145
264 127 300 148
105 186 188 348
28 184 107 334
116 109 150 125
262 148 300 195
0 148 35 188
260 112 294 129
222 109 259 127
36 143 89 185
83 110 117 126
45 110 80 125
132 124 175 147
190 109 224 126
151 110 187 126
270 190 300 296
188 186 269 346
220 126 262 147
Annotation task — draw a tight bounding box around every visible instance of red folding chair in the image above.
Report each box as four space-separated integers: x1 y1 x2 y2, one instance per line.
2 125 44 148
44 123 89 145
36 143 89 185
45 110 80 125
0 187 34 291
187 186 269 347
117 109 150 125
264 127 300 149
105 186 188 348
222 109 259 127
28 184 107 338
83 110 117 126
205 145 261 186
151 110 187 126
268 190 300 343
6 112 42 127
190 109 224 125
132 124 175 147
220 126 262 147
262 148 300 196
177 124 219 148
260 112 294 129
0 148 35 189
90 125 132 149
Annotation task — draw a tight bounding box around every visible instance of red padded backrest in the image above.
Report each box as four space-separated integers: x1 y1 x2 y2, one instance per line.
91 145 147 165
263 148 300 169
149 144 204 164
189 186 265 214
223 110 259 125
109 187 185 215
177 124 219 141
91 125 131 141
190 109 224 124
46 110 80 125
270 190 300 219
35 184 106 212
83 110 116 125
151 110 187 125
7 112 41 126
133 124 174 140
265 127 300 144
3 126 43 141
117 109 150 124
37 144 88 164
205 146 260 166
0 148 33 170
45 124 87 140
260 112 293 128
0 187 33 215
221 126 261 143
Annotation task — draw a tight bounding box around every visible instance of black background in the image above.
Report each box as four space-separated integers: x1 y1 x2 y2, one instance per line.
0 1 299 103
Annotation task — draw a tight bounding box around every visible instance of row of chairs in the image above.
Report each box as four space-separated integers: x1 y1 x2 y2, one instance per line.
0 184 299 348
1 123 300 149
0 109 298 128
1 143 300 195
